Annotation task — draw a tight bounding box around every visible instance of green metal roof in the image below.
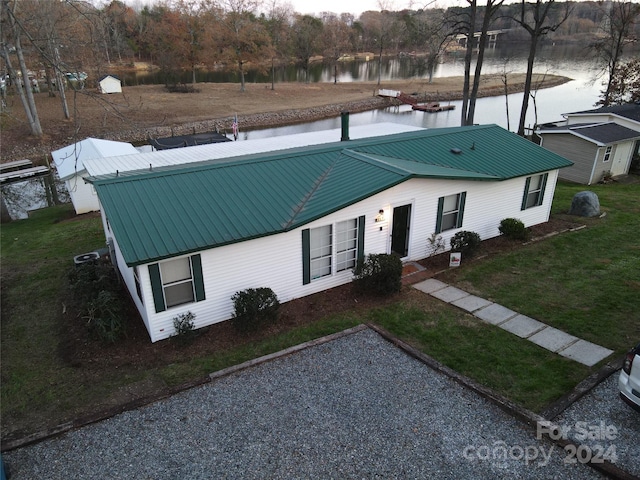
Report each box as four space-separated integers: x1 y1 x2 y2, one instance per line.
91 124 573 266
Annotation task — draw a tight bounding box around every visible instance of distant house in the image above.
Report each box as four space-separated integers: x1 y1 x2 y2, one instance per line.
537 103 640 185
98 75 122 94
51 138 138 214
88 124 572 343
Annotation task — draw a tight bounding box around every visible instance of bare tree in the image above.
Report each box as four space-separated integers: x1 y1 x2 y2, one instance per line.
290 14 323 83
1 0 43 137
321 13 352 84
512 0 570 136
591 0 640 106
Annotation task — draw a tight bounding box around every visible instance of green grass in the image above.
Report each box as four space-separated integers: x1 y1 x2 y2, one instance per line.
2 182 639 439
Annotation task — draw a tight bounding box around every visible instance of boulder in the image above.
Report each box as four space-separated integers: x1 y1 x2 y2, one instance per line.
569 191 600 217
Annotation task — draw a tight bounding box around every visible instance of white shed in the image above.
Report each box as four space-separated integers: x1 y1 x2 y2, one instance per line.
98 75 122 94
51 138 138 214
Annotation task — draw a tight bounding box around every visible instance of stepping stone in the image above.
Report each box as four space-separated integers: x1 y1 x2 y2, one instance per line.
413 278 448 294
559 340 614 367
430 286 469 303
499 315 546 338
474 303 518 325
451 295 492 313
529 327 578 353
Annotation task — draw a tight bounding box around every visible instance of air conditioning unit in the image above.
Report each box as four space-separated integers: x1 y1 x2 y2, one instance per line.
73 251 101 266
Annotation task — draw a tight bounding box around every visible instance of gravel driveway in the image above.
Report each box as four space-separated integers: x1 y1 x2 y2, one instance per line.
553 372 640 478
3 328 606 479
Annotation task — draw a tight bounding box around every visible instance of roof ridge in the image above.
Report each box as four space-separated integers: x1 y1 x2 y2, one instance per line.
283 158 339 230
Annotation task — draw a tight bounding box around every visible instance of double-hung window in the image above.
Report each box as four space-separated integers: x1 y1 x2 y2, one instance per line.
148 254 205 313
603 146 612 162
521 173 548 210
435 192 466 233
302 216 365 285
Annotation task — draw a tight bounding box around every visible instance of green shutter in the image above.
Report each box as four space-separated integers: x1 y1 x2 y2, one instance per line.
148 263 166 313
521 176 531 211
302 229 310 285
191 254 206 302
537 173 548 206
435 196 444 233
357 215 365 267
456 192 467 228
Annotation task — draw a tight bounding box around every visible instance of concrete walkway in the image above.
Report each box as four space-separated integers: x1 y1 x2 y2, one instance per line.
413 278 613 367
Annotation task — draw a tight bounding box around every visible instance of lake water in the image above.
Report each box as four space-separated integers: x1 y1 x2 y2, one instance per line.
3 44 630 219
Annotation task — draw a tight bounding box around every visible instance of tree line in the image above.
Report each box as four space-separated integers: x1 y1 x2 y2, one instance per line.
1 0 639 138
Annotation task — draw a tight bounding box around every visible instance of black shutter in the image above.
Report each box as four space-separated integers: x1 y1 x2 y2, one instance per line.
435 196 444 233
357 215 365 267
191 254 206 302
148 263 166 313
302 229 310 285
521 177 531 211
456 192 467 228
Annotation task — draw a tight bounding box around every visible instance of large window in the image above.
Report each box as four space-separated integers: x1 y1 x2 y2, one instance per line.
436 192 466 233
148 254 205 313
310 224 333 280
521 173 548 210
303 216 365 285
336 219 358 272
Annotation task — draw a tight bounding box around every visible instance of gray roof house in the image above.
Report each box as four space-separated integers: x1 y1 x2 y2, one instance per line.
537 103 640 185
88 124 573 342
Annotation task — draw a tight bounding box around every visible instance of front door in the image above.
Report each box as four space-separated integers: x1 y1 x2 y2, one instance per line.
391 204 411 257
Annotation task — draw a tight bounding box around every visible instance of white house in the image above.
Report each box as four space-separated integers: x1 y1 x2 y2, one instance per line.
51 138 139 214
98 75 122 94
88 124 573 342
537 103 640 184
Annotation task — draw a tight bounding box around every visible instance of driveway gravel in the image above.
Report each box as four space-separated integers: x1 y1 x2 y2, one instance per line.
553 372 640 478
4 328 606 479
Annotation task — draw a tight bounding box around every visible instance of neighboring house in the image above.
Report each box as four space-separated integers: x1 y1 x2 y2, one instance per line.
537 103 640 185
89 124 573 342
51 138 139 214
98 75 122 94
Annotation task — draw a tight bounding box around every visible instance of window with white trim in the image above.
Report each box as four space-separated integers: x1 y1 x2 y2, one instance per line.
302 217 365 285
160 257 195 308
435 192 466 233
335 219 358 272
603 146 612 162
310 224 333 280
522 174 547 210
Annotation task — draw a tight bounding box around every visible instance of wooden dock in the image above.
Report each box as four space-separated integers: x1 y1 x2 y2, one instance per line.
0 159 50 184
412 102 455 113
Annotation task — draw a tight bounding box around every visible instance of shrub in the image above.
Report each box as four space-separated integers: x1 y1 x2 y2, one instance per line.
84 290 125 343
427 233 445 257
498 218 530 241
173 311 196 340
231 287 280 333
450 231 482 258
353 253 403 296
69 260 127 343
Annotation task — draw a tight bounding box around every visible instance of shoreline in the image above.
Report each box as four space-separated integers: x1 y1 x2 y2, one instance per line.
0 74 571 161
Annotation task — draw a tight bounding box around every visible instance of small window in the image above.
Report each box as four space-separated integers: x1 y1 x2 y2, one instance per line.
160 257 195 308
521 173 548 210
133 266 143 302
335 219 358 272
310 224 332 280
436 192 466 233
603 146 612 162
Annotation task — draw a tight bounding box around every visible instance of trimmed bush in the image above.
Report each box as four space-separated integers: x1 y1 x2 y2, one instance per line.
498 218 530 241
450 230 482 258
231 287 280 333
353 253 403 296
